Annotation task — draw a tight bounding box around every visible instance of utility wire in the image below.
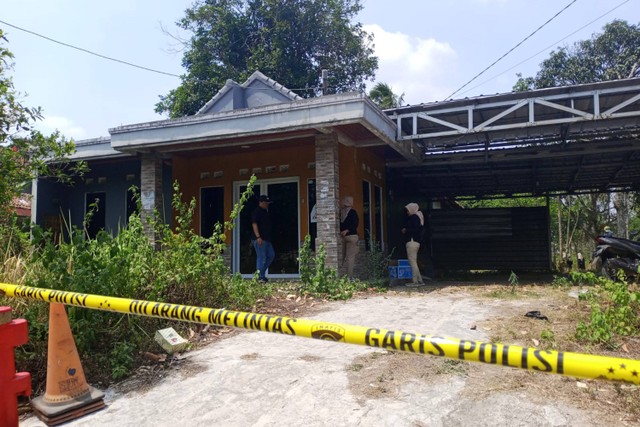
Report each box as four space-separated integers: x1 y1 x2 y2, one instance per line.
455 0 631 98
0 19 182 77
0 19 327 93
444 0 577 101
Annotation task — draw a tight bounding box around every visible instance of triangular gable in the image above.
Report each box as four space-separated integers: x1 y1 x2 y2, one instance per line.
196 70 302 115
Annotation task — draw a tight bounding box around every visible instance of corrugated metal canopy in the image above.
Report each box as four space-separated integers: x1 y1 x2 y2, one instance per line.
386 78 640 198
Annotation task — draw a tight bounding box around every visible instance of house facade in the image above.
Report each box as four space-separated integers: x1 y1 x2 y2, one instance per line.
33 76 640 276
34 72 418 279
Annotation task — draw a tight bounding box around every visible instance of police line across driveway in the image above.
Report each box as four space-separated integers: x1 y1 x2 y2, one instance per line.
1 282 639 385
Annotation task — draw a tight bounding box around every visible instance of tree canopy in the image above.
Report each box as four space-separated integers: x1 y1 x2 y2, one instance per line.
0 30 84 222
510 20 640 247
156 0 378 118
368 82 404 109
513 20 640 91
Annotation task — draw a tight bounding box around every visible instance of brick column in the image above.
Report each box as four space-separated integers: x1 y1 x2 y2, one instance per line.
221 245 232 269
140 153 163 244
314 133 341 271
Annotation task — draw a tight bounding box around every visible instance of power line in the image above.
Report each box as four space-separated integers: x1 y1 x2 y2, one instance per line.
455 0 631 98
0 19 331 93
0 19 182 78
444 0 577 101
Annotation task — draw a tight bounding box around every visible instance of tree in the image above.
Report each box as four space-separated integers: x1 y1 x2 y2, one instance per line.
368 82 404 109
0 30 84 223
513 20 640 91
156 0 378 118
513 20 640 247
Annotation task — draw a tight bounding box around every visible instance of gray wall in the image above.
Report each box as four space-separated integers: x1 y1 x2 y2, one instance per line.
35 158 173 235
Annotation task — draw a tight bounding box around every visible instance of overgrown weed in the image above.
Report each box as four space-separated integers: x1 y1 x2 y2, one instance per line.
575 277 640 348
365 236 393 287
552 271 606 288
2 178 272 391
297 235 377 300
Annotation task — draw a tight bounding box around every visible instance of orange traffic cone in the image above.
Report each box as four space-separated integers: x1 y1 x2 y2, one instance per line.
31 303 105 426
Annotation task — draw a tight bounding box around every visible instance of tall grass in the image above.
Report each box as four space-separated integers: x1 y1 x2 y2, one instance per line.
1 178 270 390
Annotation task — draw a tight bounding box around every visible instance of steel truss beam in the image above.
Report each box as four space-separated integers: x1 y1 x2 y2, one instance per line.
392 82 640 143
385 79 640 199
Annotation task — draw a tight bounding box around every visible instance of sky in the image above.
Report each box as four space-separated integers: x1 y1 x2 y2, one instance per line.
2 0 639 140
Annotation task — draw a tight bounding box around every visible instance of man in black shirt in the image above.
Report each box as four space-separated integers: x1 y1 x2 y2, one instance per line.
251 195 275 282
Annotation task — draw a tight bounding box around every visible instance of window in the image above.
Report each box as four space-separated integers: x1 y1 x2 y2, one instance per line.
200 187 225 238
308 179 317 251
362 181 371 251
374 185 383 249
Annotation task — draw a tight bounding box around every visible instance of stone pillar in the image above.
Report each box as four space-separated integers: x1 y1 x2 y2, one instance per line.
221 244 232 269
140 153 163 244
314 133 341 271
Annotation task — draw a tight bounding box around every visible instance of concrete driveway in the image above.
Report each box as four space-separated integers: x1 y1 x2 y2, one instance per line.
20 287 613 426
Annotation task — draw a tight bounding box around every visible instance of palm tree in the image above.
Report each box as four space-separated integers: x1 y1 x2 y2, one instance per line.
368 82 404 109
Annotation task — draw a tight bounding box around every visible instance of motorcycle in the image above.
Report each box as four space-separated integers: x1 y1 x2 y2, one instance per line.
591 232 640 280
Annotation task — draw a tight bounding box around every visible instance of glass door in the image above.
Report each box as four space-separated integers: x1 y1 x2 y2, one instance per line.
374 185 383 250
362 180 371 251
200 186 225 238
234 178 300 278
236 182 258 276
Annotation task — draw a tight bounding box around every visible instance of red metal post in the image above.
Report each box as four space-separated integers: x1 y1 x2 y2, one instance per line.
0 306 32 427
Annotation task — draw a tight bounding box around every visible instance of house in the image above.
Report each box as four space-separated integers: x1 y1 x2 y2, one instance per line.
33 71 417 279
12 194 32 219
33 75 640 276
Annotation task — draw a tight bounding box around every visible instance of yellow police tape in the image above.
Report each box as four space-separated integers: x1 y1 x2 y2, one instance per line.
2 282 639 384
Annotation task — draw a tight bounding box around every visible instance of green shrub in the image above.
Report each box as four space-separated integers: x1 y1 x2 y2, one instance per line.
365 236 393 287
539 329 556 349
297 235 367 300
575 278 640 347
553 270 605 288
508 271 519 293
110 341 136 380
5 177 271 389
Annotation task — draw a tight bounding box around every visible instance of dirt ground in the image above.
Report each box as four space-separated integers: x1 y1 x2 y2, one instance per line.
345 283 640 425
20 276 640 426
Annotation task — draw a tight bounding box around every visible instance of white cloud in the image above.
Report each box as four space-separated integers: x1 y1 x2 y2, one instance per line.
39 116 88 140
364 24 459 104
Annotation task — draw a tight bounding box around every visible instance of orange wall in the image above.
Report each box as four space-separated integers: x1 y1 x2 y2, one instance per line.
172 139 316 241
172 138 387 245
339 144 387 242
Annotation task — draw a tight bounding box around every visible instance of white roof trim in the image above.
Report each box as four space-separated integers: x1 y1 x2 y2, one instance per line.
109 92 420 163
195 79 240 115
111 92 364 135
70 137 132 161
195 70 302 115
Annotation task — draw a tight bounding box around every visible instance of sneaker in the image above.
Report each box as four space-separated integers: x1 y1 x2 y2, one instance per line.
259 277 269 283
